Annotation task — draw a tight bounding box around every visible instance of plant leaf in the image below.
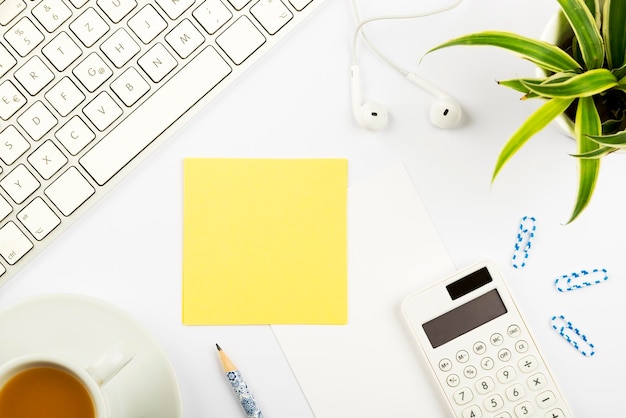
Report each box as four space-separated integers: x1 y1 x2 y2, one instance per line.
586 129 626 147
492 98 574 181
568 96 602 223
498 73 577 97
570 146 615 158
427 31 581 73
611 63 626 81
603 0 626 69
583 0 601 23
557 0 604 69
520 68 617 98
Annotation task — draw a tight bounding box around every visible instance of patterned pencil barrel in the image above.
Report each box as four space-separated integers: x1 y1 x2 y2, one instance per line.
226 370 264 418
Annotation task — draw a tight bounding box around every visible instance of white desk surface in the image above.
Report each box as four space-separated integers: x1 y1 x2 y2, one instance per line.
1 0 622 416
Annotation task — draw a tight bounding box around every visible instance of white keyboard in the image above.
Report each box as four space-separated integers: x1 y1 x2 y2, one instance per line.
0 0 326 286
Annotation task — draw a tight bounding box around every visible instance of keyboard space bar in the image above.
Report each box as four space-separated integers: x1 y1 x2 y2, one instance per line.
80 46 232 186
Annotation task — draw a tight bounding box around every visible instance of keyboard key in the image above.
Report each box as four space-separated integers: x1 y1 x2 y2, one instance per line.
251 0 293 35
0 81 27 120
14 56 55 96
83 91 123 131
0 0 27 26
166 19 205 59
42 31 83 72
70 8 110 47
514 401 535 417
45 167 94 216
216 16 266 65
55 115 95 155
5 17 45 57
193 0 233 35
156 0 195 20
17 197 61 240
527 372 548 391
27 140 68 180
0 43 17 78
484 394 504 412
138 43 177 82
17 101 57 141
110 67 150 107
452 387 473 406
0 221 33 265
0 196 12 221
101 28 140 68
0 164 40 204
97 0 137 23
0 125 30 165
536 390 557 409
128 5 168 44
73 52 113 92
32 0 73 33
80 46 231 185
462 405 482 418
45 77 86 117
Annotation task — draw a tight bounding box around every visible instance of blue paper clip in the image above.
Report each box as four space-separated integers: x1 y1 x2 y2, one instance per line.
512 216 536 269
551 315 595 357
554 268 608 292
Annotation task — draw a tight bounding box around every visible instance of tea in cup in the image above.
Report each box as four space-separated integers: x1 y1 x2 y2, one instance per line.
0 343 133 418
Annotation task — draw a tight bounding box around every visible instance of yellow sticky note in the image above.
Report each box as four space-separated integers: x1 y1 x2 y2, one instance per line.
182 158 348 325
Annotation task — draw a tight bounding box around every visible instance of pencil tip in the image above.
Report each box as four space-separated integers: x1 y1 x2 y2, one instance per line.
216 343 222 351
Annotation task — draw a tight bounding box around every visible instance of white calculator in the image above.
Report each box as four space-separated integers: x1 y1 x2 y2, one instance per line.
401 262 572 418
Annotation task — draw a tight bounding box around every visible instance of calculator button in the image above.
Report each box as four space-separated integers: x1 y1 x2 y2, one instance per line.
484 394 504 412
480 356 494 370
453 387 473 405
518 355 538 373
490 333 504 346
462 404 483 418
475 376 495 394
514 401 535 417
463 365 477 379
527 372 548 391
496 366 517 384
515 339 529 353
507 324 522 338
494 413 512 418
536 390 557 409
446 374 460 387
545 408 565 418
439 358 452 372
473 341 487 355
505 383 525 402
456 350 470 363
498 348 511 362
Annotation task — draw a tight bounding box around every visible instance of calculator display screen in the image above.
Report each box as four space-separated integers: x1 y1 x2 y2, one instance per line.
422 289 507 348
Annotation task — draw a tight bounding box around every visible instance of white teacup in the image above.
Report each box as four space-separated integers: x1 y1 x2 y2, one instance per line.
0 342 134 418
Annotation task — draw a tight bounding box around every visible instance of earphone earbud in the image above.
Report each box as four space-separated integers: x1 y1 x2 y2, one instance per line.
430 97 462 129
350 65 389 130
406 72 462 129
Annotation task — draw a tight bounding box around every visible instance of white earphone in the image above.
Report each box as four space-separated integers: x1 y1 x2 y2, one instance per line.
350 64 389 131
350 0 464 131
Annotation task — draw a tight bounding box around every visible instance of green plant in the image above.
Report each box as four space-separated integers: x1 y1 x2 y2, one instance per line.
427 0 626 223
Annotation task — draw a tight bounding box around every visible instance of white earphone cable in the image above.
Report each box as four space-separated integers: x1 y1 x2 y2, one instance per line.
350 0 465 77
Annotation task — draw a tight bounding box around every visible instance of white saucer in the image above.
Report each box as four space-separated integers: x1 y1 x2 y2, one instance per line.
0 294 182 418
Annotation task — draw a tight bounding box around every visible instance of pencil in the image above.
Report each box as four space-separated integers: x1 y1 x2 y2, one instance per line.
216 344 264 418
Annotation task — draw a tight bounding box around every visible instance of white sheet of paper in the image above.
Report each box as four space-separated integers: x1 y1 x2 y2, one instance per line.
272 162 457 417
